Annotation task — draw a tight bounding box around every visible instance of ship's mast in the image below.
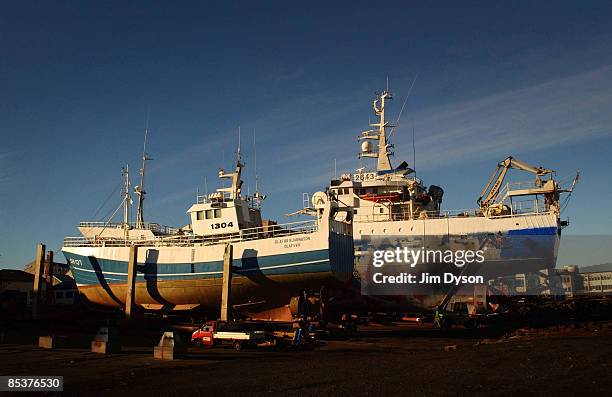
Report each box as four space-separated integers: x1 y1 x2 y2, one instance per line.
358 90 394 171
251 129 267 207
218 128 244 200
135 128 150 228
122 165 131 226
254 129 259 197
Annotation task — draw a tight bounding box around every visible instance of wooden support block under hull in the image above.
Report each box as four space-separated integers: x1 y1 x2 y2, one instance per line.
32 244 46 320
125 245 138 319
38 335 70 349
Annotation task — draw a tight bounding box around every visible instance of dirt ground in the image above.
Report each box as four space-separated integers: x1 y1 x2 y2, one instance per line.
0 323 610 396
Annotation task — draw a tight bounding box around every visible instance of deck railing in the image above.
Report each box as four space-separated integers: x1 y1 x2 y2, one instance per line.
354 206 553 223
78 221 180 236
65 219 319 248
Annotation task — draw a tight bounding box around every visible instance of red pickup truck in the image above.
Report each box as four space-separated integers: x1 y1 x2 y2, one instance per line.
191 321 268 351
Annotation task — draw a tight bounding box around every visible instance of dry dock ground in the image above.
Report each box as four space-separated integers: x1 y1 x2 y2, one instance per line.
0 323 610 396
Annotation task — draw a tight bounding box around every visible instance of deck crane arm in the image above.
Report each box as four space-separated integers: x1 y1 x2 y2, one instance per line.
477 156 554 208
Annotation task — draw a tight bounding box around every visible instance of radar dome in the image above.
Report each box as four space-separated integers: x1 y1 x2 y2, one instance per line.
361 141 372 153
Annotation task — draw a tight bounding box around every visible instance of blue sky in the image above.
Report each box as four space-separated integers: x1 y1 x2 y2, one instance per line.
1 1 612 268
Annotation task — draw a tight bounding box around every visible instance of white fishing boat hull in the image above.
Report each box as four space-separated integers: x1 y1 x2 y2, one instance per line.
354 212 561 309
62 220 354 312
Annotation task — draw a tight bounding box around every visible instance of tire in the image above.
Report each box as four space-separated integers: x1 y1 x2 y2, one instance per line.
233 340 243 351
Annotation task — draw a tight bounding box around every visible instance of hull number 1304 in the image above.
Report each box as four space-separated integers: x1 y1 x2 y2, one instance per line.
211 222 233 230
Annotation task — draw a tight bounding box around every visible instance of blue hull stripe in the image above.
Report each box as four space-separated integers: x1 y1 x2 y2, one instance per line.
71 258 329 277
508 227 557 236
63 249 332 286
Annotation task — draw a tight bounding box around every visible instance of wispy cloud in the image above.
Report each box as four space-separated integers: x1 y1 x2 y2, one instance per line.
393 65 612 169
232 66 612 210
242 65 612 182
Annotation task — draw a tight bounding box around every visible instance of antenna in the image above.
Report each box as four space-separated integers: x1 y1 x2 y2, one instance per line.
221 149 226 188
334 158 337 179
253 129 259 193
135 113 151 229
412 121 417 177
237 126 241 162
251 129 266 206
386 76 389 92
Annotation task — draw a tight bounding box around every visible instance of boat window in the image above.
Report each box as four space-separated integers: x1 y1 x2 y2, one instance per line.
379 208 384 213
214 209 222 218
354 209 358 214
196 211 204 220
205 210 213 219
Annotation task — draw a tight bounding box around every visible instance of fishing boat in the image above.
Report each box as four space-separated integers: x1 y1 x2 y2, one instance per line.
62 143 354 316
314 89 579 310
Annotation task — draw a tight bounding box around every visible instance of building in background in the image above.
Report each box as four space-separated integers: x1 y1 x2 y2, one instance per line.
52 274 78 305
0 269 34 309
490 265 611 296
582 271 612 294
1 259 78 313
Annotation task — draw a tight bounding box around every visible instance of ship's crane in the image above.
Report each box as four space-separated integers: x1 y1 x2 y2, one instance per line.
477 156 555 209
